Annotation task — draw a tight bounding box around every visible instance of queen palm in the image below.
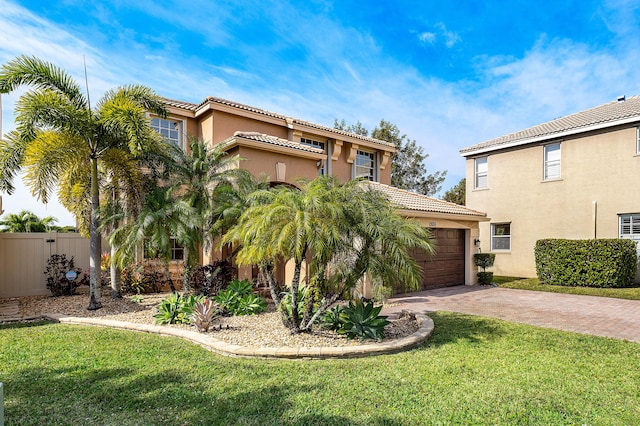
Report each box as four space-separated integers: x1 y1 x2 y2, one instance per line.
154 137 248 290
223 176 435 332
0 55 166 309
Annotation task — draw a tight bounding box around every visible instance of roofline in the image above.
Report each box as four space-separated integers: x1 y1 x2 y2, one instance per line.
396 208 489 222
220 135 327 160
162 97 396 151
460 115 640 157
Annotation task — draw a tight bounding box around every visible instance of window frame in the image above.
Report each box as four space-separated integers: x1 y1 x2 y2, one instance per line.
490 222 511 252
637 127 640 155
300 137 327 175
143 237 184 262
353 150 376 181
474 156 488 189
619 213 640 239
543 143 561 181
150 116 185 149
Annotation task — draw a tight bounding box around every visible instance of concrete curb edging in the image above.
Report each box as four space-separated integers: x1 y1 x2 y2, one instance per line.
2 312 434 360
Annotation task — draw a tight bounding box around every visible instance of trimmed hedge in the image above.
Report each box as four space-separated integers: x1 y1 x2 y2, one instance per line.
535 239 637 288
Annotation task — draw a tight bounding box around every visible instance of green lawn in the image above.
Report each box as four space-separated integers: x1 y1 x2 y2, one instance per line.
1 314 639 425
495 276 640 301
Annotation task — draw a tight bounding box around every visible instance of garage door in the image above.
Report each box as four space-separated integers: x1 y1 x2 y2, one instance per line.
408 228 465 291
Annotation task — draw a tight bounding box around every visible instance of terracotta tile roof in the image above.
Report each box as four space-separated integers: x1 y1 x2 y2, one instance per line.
226 131 325 154
367 182 486 218
161 97 394 148
290 117 396 148
461 95 640 156
163 98 199 111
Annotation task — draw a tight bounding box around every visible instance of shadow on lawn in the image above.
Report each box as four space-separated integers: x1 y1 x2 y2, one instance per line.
4 364 405 425
423 312 505 347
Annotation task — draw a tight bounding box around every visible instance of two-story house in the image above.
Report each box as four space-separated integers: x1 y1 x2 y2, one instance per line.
461 95 640 281
158 96 487 291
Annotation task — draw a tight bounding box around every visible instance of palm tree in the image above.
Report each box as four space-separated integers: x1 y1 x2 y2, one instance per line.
109 184 196 293
0 55 166 309
0 210 57 232
153 137 248 290
223 176 434 332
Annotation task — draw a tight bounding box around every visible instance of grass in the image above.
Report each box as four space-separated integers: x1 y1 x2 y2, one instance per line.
1 314 639 425
495 276 640 301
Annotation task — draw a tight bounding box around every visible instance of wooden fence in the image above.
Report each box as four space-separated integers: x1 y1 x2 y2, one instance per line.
0 233 90 298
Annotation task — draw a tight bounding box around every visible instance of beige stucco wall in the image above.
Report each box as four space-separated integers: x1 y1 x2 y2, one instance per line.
466 125 640 278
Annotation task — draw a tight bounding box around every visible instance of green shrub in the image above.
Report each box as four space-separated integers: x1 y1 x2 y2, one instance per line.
279 285 311 320
473 253 495 272
477 271 494 285
154 293 205 324
214 279 266 316
535 239 637 288
336 300 390 340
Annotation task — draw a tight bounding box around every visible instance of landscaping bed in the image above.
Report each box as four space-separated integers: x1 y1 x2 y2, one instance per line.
2 291 420 348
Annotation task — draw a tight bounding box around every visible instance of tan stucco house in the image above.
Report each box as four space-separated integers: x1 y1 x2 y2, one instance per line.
158 96 487 290
461 95 640 280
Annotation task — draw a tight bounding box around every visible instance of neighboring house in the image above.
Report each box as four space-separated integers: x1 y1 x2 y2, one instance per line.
158 96 487 290
461 95 640 280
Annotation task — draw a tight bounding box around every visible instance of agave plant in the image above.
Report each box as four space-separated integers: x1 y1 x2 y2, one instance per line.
337 300 390 340
153 293 204 325
320 304 345 332
191 298 220 332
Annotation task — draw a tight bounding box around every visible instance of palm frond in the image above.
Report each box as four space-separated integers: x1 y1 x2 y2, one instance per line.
0 55 87 109
0 131 29 194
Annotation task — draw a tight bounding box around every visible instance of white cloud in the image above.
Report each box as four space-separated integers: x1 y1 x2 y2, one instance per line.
419 32 436 44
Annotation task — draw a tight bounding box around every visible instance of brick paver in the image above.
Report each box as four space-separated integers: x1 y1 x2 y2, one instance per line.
384 286 640 343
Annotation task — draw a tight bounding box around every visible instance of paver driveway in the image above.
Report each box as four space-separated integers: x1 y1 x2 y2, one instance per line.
383 286 640 343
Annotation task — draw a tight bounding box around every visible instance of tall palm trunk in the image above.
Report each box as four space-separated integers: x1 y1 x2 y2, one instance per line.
290 260 303 331
110 244 122 298
87 157 102 310
260 264 281 306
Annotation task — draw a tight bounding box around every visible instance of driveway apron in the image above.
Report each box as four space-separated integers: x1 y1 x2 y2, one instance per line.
383 286 640 343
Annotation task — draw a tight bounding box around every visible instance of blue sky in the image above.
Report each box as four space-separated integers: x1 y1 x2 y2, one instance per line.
2 0 640 225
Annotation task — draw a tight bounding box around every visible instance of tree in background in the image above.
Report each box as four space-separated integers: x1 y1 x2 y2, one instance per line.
443 178 466 205
0 210 57 232
335 118 446 196
0 55 167 310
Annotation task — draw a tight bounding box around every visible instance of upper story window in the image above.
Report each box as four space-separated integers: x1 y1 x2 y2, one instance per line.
544 143 561 180
354 150 375 181
619 213 640 239
491 223 511 251
636 127 640 154
301 138 326 175
151 117 183 148
474 157 488 189
300 138 325 151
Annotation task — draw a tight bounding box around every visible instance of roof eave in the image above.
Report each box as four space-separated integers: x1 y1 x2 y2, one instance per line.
221 137 326 160
395 208 489 222
460 115 640 157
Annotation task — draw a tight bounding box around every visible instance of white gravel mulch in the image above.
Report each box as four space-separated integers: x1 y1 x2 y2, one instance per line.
3 290 420 348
